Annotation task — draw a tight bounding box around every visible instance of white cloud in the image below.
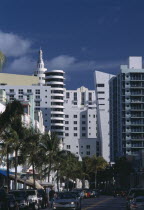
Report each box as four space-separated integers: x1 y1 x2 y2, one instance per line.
46 55 122 74
0 31 31 57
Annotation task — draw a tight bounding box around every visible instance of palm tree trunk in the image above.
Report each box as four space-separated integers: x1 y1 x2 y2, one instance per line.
32 161 36 189
57 170 59 192
95 170 97 189
6 146 10 191
15 149 18 190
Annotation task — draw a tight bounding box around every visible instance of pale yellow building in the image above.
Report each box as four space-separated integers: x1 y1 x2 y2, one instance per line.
0 73 39 86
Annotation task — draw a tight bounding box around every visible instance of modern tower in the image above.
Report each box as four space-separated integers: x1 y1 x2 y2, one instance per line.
34 49 47 85
45 70 65 140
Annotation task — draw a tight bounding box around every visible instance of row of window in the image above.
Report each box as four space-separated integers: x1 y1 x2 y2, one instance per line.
9 89 48 94
66 145 91 149
65 133 87 137
65 114 96 118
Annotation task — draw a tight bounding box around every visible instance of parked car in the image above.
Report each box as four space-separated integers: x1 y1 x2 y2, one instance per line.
130 196 144 210
25 189 40 210
6 194 17 210
72 189 84 199
126 188 144 210
9 190 29 209
52 192 81 210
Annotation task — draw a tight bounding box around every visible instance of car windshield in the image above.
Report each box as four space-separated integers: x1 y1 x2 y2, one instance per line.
58 193 76 199
26 190 36 196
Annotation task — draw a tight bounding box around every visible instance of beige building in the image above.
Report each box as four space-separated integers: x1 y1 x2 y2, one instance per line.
0 73 39 86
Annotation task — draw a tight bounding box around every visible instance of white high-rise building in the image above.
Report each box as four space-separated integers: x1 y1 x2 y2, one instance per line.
94 71 115 162
64 86 99 158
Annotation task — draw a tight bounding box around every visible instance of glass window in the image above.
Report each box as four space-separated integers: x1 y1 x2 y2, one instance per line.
74 121 77 124
65 115 69 118
27 89 32 93
65 133 69 136
65 121 69 124
86 145 90 149
10 89 14 93
81 92 85 105
67 145 70 149
65 127 69 130
97 84 105 87
66 92 70 99
74 127 77 130
18 89 23 94
74 115 77 118
35 101 40 106
74 133 77 136
86 151 90 155
74 92 77 101
35 89 40 94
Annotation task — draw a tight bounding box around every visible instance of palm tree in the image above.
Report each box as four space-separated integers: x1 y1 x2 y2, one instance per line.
39 132 61 182
88 155 108 189
0 99 24 190
21 128 41 189
0 51 6 71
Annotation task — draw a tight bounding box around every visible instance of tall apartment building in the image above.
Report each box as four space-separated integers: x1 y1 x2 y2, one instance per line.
110 57 144 160
64 86 99 158
94 71 115 162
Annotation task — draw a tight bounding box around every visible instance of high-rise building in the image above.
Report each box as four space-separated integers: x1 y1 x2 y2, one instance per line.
110 57 144 160
64 86 98 158
94 71 115 162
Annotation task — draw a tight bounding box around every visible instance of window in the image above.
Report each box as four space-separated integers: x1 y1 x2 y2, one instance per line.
74 121 77 124
45 90 47 92
86 151 90 155
89 92 92 101
86 145 90 149
27 96 29 100
18 95 23 99
35 89 40 94
35 101 40 106
27 89 32 93
36 95 40 99
10 89 14 93
81 92 85 105
18 89 23 94
81 146 83 148
74 102 77 105
67 145 70 149
97 91 105 94
65 121 69 124
74 127 77 130
65 127 69 130
82 127 86 130
76 146 78 148
74 133 77 136
82 115 86 118
65 115 69 118
66 92 70 99
82 121 86 124
45 96 47 98
74 115 77 118
74 92 77 101
81 152 83 154
98 98 105 100
93 115 95 118
65 133 69 136
97 84 105 87
82 133 86 137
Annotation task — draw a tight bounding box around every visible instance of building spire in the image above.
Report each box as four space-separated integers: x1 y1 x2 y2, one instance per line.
37 48 44 68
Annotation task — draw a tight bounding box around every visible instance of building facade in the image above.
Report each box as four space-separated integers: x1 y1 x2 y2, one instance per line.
110 57 144 160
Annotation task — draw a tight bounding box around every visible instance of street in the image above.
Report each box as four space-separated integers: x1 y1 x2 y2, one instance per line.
81 196 126 210
45 196 127 210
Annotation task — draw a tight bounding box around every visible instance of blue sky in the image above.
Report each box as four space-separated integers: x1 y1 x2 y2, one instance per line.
0 0 144 89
